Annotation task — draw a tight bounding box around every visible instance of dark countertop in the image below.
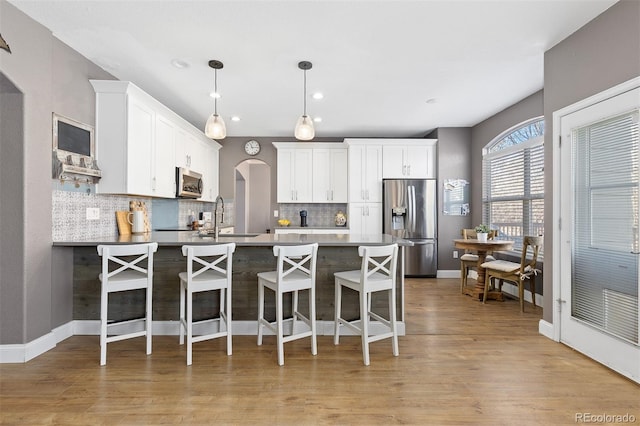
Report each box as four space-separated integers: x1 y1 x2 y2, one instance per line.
52 232 412 247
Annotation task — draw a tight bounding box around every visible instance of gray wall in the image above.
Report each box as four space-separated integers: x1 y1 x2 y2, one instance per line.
542 0 640 323
0 79 25 343
0 1 113 344
430 128 473 271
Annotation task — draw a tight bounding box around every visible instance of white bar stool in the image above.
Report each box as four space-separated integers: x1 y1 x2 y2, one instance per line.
97 242 158 366
257 243 319 366
179 243 236 365
334 244 399 366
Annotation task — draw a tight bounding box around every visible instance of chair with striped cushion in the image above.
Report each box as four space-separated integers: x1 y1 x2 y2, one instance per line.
481 236 543 312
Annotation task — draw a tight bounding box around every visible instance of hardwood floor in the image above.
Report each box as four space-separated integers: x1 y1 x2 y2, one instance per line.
1 278 638 425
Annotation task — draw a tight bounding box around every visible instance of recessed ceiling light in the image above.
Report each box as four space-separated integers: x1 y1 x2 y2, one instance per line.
171 59 190 69
312 92 324 100
313 117 322 123
231 116 241 122
209 92 221 99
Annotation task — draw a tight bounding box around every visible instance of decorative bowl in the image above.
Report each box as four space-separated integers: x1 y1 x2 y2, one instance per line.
278 219 291 227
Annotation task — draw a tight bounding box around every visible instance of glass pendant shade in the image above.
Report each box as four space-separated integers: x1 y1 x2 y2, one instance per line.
205 59 226 140
205 113 226 139
294 115 315 140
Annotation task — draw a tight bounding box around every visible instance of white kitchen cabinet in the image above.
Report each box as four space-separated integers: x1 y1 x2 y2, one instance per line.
153 114 176 198
382 140 437 179
348 203 382 234
91 80 220 199
312 148 348 202
91 81 155 196
275 147 313 203
197 142 218 202
345 141 383 203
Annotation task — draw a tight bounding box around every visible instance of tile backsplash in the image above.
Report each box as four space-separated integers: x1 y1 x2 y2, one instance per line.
278 203 348 227
53 190 233 240
52 190 152 241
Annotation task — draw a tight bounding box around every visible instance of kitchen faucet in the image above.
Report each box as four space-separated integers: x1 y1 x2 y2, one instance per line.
213 195 225 238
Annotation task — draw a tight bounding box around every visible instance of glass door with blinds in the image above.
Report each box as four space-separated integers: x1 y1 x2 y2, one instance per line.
559 86 640 383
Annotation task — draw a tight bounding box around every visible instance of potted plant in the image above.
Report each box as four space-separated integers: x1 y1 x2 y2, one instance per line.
475 224 490 242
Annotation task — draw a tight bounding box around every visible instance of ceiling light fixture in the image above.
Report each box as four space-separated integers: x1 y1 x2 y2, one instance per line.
205 60 226 140
312 92 324 100
294 61 314 141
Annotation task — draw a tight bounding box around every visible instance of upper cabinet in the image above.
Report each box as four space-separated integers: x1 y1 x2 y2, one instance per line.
382 139 437 179
312 148 348 202
345 140 383 203
91 80 220 199
275 146 313 203
274 142 347 203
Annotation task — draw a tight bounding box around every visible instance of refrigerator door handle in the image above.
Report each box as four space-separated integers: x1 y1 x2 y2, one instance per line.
407 185 415 233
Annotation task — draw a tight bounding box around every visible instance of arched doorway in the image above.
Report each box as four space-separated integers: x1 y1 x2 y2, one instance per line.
234 159 270 234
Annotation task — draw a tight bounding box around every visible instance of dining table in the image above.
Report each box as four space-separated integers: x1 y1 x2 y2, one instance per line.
453 238 514 301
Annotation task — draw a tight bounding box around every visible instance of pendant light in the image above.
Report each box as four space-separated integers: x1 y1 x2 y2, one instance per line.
294 61 314 141
205 60 226 140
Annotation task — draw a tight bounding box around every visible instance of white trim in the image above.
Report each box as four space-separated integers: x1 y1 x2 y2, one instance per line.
0 319 407 363
437 270 460 279
71 320 406 337
538 320 555 340
466 270 543 305
0 322 72 363
552 76 640 344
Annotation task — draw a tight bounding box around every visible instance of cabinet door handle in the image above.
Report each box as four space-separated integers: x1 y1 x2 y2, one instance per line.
366 189 369 200
402 165 406 175
331 190 334 201
407 164 411 176
152 177 156 191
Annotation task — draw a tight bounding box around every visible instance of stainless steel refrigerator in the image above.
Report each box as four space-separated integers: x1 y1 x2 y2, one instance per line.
383 179 437 277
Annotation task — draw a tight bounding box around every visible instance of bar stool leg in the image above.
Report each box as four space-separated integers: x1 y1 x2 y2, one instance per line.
276 288 285 366
310 286 317 356
360 289 370 366
257 281 264 346
334 282 342 345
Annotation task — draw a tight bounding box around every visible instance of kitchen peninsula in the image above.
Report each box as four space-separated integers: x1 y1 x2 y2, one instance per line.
53 232 412 335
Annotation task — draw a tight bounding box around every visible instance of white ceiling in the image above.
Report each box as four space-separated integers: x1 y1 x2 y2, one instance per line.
9 0 617 139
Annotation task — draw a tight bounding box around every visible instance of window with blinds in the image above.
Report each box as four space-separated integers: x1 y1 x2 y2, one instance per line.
482 118 545 253
572 110 639 344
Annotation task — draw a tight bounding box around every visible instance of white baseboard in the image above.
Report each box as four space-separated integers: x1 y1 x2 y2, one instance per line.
436 270 460 279
0 322 69 363
72 319 406 337
538 320 555 341
0 319 406 363
467 271 543 306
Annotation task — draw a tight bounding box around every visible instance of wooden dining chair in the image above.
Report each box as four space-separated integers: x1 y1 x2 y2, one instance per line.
481 236 543 312
459 228 498 293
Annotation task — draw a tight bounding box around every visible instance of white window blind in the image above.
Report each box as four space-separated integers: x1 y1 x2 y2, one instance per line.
572 110 639 344
482 118 544 253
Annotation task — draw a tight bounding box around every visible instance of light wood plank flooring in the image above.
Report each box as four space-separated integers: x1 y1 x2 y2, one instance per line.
1 278 638 425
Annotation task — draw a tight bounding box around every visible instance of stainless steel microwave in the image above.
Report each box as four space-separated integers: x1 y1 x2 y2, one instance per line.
176 167 203 198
